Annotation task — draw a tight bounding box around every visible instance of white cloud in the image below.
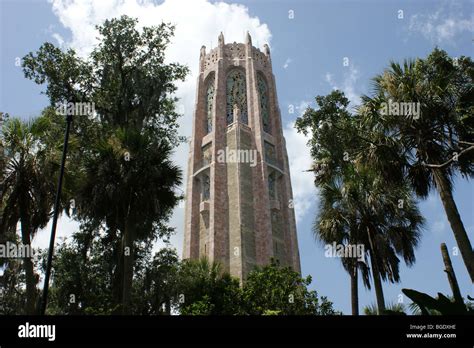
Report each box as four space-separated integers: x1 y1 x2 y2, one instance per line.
35 0 272 257
32 216 79 250
324 65 360 106
283 58 292 69
51 33 65 48
283 101 317 222
48 0 272 58
408 4 474 44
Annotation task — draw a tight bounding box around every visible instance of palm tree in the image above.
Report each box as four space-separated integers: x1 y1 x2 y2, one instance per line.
316 166 424 314
297 90 424 315
361 49 474 281
74 128 182 314
354 167 423 314
0 117 56 314
316 179 370 315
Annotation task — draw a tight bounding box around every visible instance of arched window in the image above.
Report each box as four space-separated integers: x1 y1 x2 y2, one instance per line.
205 75 215 134
226 70 248 125
257 74 271 134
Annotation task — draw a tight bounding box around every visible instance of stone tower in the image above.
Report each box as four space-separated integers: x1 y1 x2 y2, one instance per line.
183 32 300 281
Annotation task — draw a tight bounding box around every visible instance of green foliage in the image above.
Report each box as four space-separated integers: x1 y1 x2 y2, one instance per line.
0 114 60 314
0 116 57 239
363 302 406 315
180 296 215 315
360 48 474 281
0 252 27 314
20 229 339 316
75 127 182 240
43 230 120 315
242 260 338 315
90 17 189 140
295 89 425 315
294 48 474 310
402 288 473 315
177 258 242 315
20 15 189 313
360 48 474 196
43 227 181 315
262 309 281 315
134 247 180 315
22 16 188 145
173 259 339 315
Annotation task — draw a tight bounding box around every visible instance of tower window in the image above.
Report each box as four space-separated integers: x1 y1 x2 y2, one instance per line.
264 141 276 165
202 143 212 166
257 74 271 134
268 172 276 199
205 75 215 134
226 70 248 125
203 174 210 200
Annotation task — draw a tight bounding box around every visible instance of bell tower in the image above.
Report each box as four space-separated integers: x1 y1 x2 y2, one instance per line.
183 32 300 281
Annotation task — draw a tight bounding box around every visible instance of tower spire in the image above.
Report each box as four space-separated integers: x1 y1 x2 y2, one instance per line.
199 45 206 72
217 32 225 58
246 31 252 45
218 31 224 46
263 44 270 56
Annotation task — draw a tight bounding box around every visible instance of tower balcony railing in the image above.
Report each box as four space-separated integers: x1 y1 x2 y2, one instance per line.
265 156 284 171
194 157 212 173
195 155 284 172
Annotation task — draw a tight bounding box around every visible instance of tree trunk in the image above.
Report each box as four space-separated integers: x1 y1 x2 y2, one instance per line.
350 261 359 315
121 224 134 315
440 243 463 304
433 169 474 282
20 212 36 315
113 233 124 314
367 227 385 314
369 251 385 315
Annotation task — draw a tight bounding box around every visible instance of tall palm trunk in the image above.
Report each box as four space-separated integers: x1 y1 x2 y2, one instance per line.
433 169 474 282
350 261 359 315
113 238 124 313
367 227 385 314
19 208 36 315
121 224 134 314
369 251 385 314
440 243 463 303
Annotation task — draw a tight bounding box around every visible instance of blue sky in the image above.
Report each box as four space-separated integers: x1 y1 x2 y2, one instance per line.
1 0 473 314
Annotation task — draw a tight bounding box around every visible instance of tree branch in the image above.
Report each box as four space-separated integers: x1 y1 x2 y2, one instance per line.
424 144 474 169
